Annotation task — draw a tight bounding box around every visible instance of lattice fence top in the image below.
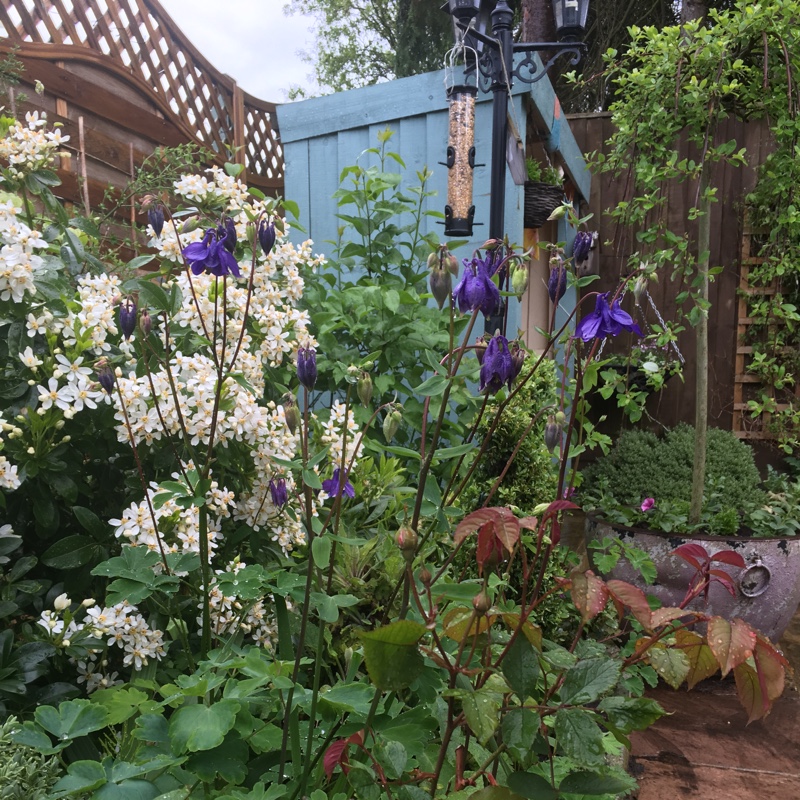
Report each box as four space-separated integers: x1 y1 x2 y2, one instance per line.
0 0 283 185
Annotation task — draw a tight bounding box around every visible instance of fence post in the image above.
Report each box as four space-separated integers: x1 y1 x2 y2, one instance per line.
232 82 247 182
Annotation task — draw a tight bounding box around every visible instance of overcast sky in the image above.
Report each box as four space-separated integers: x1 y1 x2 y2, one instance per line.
158 0 318 102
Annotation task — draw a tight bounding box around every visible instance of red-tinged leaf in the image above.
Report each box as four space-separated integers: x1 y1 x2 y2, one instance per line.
550 519 561 545
710 550 746 568
455 507 520 555
675 629 719 689
324 731 364 779
570 570 609 623
754 636 788 706
708 569 737 596
607 580 653 629
672 543 708 570
734 662 764 723
707 617 756 677
476 521 502 574
454 508 503 547
542 499 580 517
518 516 539 531
650 607 692 628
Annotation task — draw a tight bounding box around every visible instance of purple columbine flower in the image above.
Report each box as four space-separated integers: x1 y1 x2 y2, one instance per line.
479 334 514 395
548 260 567 303
182 228 241 278
258 218 276 256
641 497 655 512
118 297 137 340
221 218 237 254
322 468 355 500
147 204 165 237
453 256 500 318
574 293 643 342
96 363 115 394
573 230 594 266
297 347 317 391
270 477 288 507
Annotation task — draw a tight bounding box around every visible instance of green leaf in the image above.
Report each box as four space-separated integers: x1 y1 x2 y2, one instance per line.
91 687 157 726
125 254 156 271
35 699 109 740
414 374 448 396
168 699 240 753
311 535 332 569
51 760 107 796
506 771 557 800
501 708 543 764
125 278 170 312
42 535 102 569
647 644 690 689
560 657 621 705
597 696 664 733
376 740 407 780
317 683 375 717
553 708 605 765
361 620 426 691
302 468 323 490
72 505 108 538
558 768 638 796
467 789 526 800
502 635 540 700
186 733 249 783
462 684 502 745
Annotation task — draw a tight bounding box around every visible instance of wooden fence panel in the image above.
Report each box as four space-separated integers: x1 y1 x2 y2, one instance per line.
567 113 773 438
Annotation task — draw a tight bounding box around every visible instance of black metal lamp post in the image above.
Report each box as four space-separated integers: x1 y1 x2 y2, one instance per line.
443 0 590 241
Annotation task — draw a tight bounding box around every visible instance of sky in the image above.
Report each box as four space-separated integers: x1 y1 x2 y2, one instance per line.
157 0 319 103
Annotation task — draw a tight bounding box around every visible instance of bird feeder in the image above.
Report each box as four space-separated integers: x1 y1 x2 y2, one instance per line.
444 84 477 238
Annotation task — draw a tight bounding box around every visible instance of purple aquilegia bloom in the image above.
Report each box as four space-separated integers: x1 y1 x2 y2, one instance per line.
572 230 594 267
118 297 137 340
258 218 276 256
548 260 567 303
641 497 655 512
96 363 115 394
479 334 514 394
575 293 643 342
147 204 165 237
221 218 237 254
322 468 355 500
297 347 317 391
453 257 500 317
182 228 241 277
269 477 288 508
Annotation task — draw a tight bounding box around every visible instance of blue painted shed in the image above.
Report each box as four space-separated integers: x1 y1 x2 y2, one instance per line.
277 65 590 347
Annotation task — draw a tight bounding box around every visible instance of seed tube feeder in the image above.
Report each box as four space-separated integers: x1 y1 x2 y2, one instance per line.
444 84 477 238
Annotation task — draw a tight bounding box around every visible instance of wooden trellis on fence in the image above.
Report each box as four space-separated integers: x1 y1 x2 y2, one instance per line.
0 0 283 195
733 225 798 441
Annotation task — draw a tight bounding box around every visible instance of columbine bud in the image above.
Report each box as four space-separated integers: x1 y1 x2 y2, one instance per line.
472 591 491 616
97 363 115 395
555 410 566 426
544 415 561 454
357 371 373 407
282 394 300 435
511 263 529 297
297 347 317 391
181 217 200 235
258 218 276 256
139 309 152 337
419 565 432 587
509 340 525 380
118 297 137 340
474 336 488 365
54 593 71 611
383 407 402 442
429 265 452 310
547 258 567 304
147 204 166 237
345 365 360 384
396 526 418 561
444 252 459 275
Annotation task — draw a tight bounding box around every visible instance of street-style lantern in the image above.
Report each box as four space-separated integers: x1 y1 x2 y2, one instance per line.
446 0 480 23
552 0 590 42
444 84 477 237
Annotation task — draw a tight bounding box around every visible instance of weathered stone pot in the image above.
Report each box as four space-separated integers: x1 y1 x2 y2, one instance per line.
586 514 800 641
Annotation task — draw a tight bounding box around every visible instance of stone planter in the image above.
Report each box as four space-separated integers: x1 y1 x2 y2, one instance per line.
586 514 800 641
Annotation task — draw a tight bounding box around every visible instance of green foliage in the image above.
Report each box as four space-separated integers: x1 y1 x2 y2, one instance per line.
583 424 763 509
460 363 560 514
0 715 62 799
